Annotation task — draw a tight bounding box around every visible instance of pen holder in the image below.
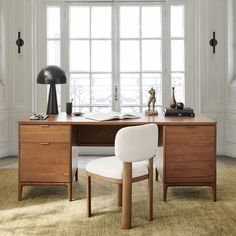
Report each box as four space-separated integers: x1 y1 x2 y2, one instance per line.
66 102 72 115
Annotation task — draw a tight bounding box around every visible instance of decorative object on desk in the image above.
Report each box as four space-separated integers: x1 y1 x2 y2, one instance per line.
163 107 195 117
176 102 184 109
85 112 140 121
72 112 83 116
145 88 158 116
170 87 177 108
30 113 49 120
37 65 67 115
66 99 73 115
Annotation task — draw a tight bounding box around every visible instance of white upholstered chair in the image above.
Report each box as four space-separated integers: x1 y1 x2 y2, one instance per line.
85 124 158 229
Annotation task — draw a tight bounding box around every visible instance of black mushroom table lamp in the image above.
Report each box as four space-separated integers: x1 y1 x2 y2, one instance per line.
37 65 67 115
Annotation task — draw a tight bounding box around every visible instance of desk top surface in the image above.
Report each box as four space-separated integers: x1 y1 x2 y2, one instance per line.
19 113 216 126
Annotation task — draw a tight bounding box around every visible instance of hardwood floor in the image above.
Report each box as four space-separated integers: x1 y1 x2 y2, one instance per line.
0 155 235 169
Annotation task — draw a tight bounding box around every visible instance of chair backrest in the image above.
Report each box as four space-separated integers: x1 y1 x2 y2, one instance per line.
115 124 158 162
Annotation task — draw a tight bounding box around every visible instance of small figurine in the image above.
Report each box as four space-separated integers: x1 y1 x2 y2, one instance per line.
145 88 158 116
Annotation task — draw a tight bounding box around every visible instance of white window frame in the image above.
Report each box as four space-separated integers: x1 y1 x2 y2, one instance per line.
35 0 197 113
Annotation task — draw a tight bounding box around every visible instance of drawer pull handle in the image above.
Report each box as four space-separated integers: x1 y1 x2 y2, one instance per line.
40 125 49 128
40 143 49 145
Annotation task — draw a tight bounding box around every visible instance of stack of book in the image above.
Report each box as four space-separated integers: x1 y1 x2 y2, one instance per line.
163 107 195 117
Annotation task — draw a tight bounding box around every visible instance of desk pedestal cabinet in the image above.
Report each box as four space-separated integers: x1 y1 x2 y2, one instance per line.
156 125 216 201
18 124 78 201
18 113 216 201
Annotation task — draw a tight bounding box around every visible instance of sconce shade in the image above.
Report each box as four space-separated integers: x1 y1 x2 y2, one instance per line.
37 65 67 84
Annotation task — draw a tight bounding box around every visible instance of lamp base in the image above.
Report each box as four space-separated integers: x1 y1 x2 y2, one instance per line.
47 84 58 115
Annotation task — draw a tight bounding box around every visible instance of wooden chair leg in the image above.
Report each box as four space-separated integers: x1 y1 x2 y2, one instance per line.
122 162 132 230
75 168 78 181
163 184 168 202
18 184 23 201
155 168 158 181
87 176 91 217
148 158 153 221
117 184 122 207
212 183 217 202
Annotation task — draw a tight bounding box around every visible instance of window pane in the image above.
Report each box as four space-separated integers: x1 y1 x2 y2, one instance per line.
120 6 139 38
47 40 60 66
73 107 90 113
70 6 89 38
91 74 112 105
120 40 140 72
91 7 111 38
120 107 139 113
92 107 112 112
171 73 185 103
171 40 184 71
142 40 161 71
47 7 60 38
70 74 90 106
120 74 140 105
171 6 184 37
142 7 161 38
142 73 162 106
70 40 89 71
91 40 111 72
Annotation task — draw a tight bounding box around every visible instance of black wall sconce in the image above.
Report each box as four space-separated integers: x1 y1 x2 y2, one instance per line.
16 32 24 54
209 32 218 54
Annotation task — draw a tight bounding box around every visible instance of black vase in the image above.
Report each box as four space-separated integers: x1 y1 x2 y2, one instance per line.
170 87 177 108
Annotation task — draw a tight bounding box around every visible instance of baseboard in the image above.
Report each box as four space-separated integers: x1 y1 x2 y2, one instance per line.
224 142 236 158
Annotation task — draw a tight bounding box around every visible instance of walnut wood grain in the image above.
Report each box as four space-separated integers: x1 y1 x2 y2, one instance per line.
20 125 70 143
18 113 217 205
160 125 217 201
19 113 216 126
20 142 70 182
165 126 216 182
122 162 132 230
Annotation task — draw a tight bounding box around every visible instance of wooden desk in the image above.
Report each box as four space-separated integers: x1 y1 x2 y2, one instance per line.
18 113 217 202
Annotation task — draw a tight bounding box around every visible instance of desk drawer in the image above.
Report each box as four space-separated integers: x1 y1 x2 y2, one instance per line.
20 142 70 182
165 125 216 182
20 125 71 143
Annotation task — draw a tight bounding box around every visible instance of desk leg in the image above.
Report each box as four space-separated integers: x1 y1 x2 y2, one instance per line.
122 162 132 230
67 183 72 201
75 168 78 182
212 183 217 202
163 184 168 202
18 184 23 201
155 168 159 181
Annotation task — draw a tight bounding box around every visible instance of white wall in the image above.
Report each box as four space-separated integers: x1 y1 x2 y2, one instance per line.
225 0 236 157
0 0 9 157
197 0 226 155
0 0 234 158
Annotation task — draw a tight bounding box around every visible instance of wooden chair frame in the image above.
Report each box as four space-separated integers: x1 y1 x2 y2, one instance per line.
86 157 153 229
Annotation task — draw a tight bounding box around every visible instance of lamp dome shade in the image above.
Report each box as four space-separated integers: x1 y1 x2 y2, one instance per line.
37 65 67 84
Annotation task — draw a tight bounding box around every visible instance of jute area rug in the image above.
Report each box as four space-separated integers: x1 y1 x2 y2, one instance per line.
0 168 236 236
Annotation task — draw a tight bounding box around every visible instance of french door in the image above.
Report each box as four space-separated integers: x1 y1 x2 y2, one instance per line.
37 0 192 113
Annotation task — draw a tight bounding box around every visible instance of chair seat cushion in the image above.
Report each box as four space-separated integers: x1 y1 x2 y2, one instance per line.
85 156 148 180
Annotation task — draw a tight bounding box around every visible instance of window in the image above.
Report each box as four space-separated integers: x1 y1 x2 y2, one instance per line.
46 6 61 108
44 1 186 113
69 6 112 112
119 6 162 112
171 6 185 103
